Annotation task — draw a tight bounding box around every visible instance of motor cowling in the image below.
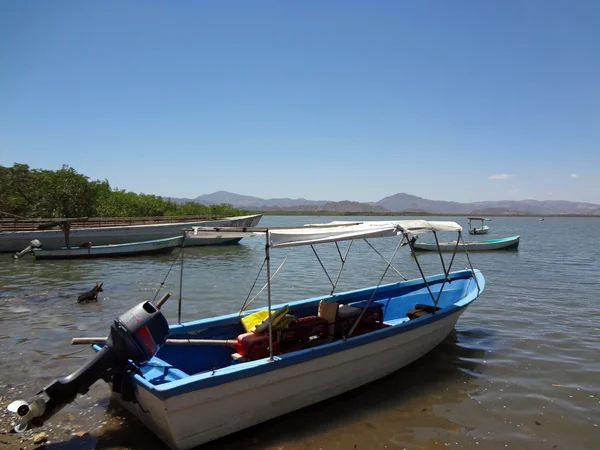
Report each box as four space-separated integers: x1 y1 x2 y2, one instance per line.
7 300 170 432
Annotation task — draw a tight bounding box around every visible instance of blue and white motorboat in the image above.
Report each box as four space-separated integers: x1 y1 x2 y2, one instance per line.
7 220 485 449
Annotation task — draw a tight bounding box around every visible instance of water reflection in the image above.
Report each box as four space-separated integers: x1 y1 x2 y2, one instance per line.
180 243 255 262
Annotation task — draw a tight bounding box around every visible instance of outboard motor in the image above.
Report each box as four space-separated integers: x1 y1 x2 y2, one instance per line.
13 239 42 260
7 296 170 432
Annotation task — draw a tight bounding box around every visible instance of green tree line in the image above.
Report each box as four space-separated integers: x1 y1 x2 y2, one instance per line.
0 163 246 218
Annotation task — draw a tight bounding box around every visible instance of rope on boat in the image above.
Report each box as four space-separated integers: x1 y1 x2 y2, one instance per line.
238 257 267 314
362 239 407 281
347 234 404 338
330 240 353 295
152 237 186 303
238 248 293 313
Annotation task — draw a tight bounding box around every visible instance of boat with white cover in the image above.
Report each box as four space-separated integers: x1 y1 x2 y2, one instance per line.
467 217 490 235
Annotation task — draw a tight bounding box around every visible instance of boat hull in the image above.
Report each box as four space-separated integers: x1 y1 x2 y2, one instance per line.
0 215 262 252
468 227 489 235
113 307 466 449
32 237 183 260
414 235 520 251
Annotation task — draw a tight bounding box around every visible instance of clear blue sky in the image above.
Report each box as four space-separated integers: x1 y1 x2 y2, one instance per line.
1 1 598 204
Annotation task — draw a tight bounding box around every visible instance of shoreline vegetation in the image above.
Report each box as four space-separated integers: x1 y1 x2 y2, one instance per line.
1 164 598 220
0 163 247 220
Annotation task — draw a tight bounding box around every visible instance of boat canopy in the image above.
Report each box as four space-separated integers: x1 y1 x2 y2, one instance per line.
189 220 462 249
268 220 462 248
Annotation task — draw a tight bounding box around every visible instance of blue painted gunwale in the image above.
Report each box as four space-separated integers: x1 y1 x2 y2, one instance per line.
99 269 484 401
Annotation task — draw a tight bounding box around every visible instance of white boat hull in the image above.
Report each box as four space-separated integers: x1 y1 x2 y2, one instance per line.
0 215 262 252
468 227 489 235
32 237 183 260
116 308 464 450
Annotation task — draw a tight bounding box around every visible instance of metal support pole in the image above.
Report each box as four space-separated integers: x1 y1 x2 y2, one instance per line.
178 234 185 323
432 231 447 275
434 231 461 305
459 231 481 292
265 231 274 361
406 234 437 305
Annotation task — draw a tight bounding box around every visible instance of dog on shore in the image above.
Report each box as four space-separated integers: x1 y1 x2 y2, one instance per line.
77 282 103 303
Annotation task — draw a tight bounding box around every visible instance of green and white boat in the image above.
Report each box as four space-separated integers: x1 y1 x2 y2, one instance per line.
413 235 520 252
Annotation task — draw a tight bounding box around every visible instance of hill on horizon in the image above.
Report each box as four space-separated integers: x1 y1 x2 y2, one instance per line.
164 191 600 216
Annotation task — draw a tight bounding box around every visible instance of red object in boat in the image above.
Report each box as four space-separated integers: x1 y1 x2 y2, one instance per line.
279 316 328 349
236 332 279 360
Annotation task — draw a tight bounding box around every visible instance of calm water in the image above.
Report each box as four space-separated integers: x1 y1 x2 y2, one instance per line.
1 215 599 449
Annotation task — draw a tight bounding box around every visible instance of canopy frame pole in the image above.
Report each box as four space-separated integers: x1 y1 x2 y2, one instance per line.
363 239 407 281
444 233 461 278
348 234 404 337
459 231 481 293
265 231 274 361
310 244 335 289
178 234 186 324
330 241 353 295
406 233 437 305
434 231 461 306
432 231 447 276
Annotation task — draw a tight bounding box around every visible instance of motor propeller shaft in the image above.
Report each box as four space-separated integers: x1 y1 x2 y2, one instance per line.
13 239 42 260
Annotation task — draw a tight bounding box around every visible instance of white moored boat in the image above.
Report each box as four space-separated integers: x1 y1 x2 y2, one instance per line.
27 236 184 260
467 217 490 235
8 219 485 450
0 214 262 253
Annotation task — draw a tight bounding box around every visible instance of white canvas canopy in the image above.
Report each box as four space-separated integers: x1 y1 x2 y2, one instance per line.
268 220 462 248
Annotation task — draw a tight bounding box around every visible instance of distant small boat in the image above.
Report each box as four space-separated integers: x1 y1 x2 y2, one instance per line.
467 217 490 235
413 235 520 252
539 218 545 221
28 236 183 260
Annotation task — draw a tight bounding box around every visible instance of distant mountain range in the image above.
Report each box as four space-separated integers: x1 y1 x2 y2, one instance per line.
164 191 600 216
